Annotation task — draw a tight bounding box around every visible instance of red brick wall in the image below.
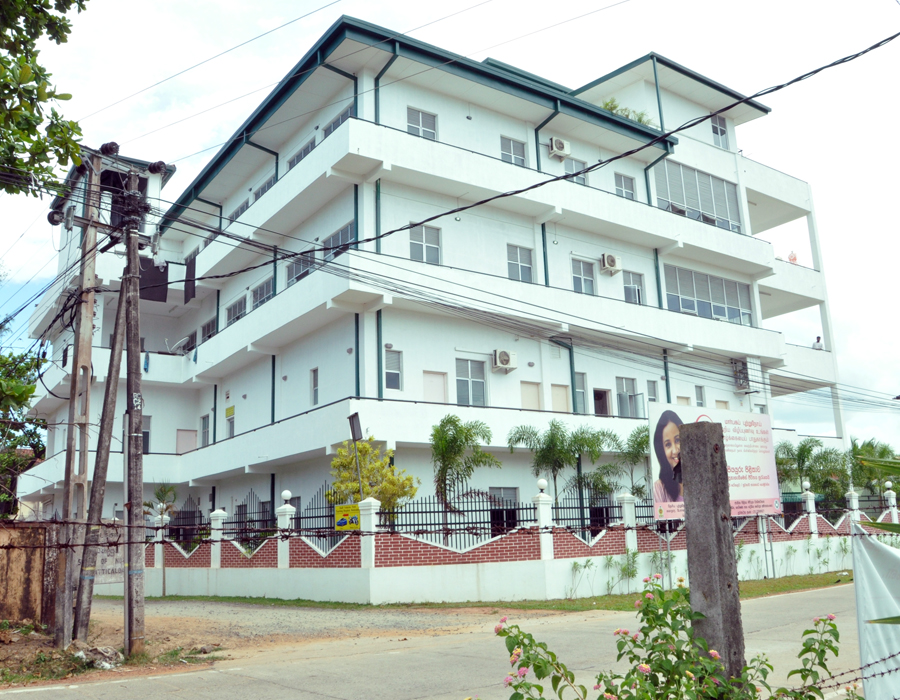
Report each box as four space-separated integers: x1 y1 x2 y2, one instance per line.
221 538 278 568
289 535 360 568
733 519 760 545
554 527 627 559
144 543 154 568
163 542 211 568
374 528 541 567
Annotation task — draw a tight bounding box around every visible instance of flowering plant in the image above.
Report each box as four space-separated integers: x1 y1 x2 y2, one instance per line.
495 576 858 699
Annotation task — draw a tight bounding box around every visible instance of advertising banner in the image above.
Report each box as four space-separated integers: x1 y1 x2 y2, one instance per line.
648 403 782 520
334 504 361 531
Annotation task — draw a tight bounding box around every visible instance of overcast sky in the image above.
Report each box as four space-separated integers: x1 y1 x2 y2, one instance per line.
0 0 897 444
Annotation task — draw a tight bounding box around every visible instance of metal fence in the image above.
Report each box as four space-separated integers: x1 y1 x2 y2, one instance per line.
166 495 207 553
380 485 537 551
291 482 347 555
224 489 274 552
553 486 622 542
635 499 656 526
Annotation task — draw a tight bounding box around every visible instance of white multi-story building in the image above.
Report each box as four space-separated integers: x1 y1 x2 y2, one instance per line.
21 16 844 522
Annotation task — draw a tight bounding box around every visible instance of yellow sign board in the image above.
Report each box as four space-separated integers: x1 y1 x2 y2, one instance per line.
225 405 235 418
334 504 360 531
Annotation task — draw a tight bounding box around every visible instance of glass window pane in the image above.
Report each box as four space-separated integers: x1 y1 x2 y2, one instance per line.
508 261 519 280
664 264 678 294
520 266 532 284
584 278 594 295
667 294 680 312
697 300 712 318
456 378 469 405
424 227 440 246
520 248 532 266
455 359 469 378
677 268 694 297
410 242 423 261
470 361 485 381
471 380 485 407
507 244 517 262
386 373 400 390
573 277 583 294
724 279 739 307
738 283 751 310
425 246 439 264
694 273 710 301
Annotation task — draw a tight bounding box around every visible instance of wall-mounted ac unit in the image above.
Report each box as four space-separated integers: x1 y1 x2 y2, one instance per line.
492 349 518 373
600 253 622 274
732 359 750 392
548 137 571 159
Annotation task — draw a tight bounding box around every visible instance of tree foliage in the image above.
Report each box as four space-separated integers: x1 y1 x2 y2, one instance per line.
142 482 177 518
0 0 86 195
600 97 655 127
0 350 45 518
430 414 500 509
581 425 650 500
847 437 895 493
327 437 419 511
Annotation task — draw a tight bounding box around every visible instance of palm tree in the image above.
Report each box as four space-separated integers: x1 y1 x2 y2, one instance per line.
848 438 895 500
584 425 650 500
507 420 610 502
143 483 177 597
775 438 848 513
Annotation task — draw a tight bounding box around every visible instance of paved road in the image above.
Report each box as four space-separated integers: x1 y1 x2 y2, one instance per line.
1 585 858 700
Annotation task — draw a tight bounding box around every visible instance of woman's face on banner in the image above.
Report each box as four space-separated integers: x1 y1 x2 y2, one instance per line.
662 421 680 469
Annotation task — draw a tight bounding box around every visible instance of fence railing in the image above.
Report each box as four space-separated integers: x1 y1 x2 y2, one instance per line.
224 489 274 552
166 495 208 553
292 482 347 555
553 487 622 542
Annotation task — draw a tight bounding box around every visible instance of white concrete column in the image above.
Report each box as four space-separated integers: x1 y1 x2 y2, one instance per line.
209 508 227 569
360 310 378 398
153 514 169 569
619 493 638 553
845 490 860 523
358 497 381 569
884 483 898 524
275 490 296 570
533 490 554 560
803 486 819 539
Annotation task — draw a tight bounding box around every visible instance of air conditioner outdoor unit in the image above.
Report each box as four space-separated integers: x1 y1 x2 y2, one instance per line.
492 349 518 373
732 359 751 392
600 253 622 274
548 137 571 159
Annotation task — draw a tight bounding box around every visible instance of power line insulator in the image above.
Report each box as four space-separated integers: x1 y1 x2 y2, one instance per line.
147 161 167 174
100 142 120 156
48 210 65 226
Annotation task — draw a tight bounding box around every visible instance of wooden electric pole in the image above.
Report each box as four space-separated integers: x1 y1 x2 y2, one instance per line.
55 151 102 649
122 170 150 657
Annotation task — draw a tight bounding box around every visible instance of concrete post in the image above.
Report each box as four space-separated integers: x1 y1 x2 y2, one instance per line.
618 493 638 554
680 422 746 680
275 492 296 570
845 490 860 523
153 514 169 569
209 509 227 569
884 485 897 524
358 497 380 569
533 491 554 560
804 488 819 538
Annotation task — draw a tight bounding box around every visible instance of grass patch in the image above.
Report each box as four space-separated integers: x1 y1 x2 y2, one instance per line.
97 570 853 613
0 650 91 685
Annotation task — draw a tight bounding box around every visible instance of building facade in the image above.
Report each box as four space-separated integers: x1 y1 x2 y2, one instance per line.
21 17 843 526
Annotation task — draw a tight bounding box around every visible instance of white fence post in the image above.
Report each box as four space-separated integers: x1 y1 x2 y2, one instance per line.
533 485 554 560
153 514 169 569
209 508 227 569
802 482 818 540
275 490 296 569
845 490 860 523
358 497 380 569
619 493 638 553
885 482 898 525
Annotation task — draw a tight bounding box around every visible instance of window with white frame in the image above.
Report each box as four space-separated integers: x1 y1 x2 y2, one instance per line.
572 260 594 295
616 377 645 419
252 277 274 309
615 173 635 200
488 486 519 536
507 245 533 283
385 350 402 390
410 225 440 264
310 368 319 406
323 222 355 261
226 297 246 326
695 385 706 408
456 359 486 407
654 159 742 232
200 415 209 447
407 107 436 140
254 175 276 202
501 137 526 167
288 138 315 170
574 372 587 414
664 264 752 326
622 270 644 305
711 114 728 149
323 106 351 138
564 158 587 185
647 380 658 403
287 252 315 286
201 317 216 342
228 199 249 225
226 416 235 439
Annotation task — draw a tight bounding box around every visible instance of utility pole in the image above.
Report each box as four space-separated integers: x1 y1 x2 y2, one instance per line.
122 170 150 657
54 150 102 649
73 284 126 640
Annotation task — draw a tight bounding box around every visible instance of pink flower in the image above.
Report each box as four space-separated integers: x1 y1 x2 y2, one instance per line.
827 614 836 621
622 629 629 636
632 633 638 641
645 593 654 599
634 600 641 608
643 577 650 583
709 650 720 660
813 617 820 623
614 628 621 635
593 685 600 691
494 624 503 634
603 694 617 700
517 667 529 678
500 616 508 623
504 676 515 687
637 663 651 674
654 573 662 580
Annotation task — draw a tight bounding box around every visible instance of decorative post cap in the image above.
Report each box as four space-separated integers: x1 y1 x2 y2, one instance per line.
802 480 811 492
885 481 893 491
537 478 548 493
281 489 292 503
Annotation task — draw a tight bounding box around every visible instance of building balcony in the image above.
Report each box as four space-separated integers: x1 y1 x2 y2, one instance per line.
757 259 825 319
739 155 812 234
768 343 837 397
